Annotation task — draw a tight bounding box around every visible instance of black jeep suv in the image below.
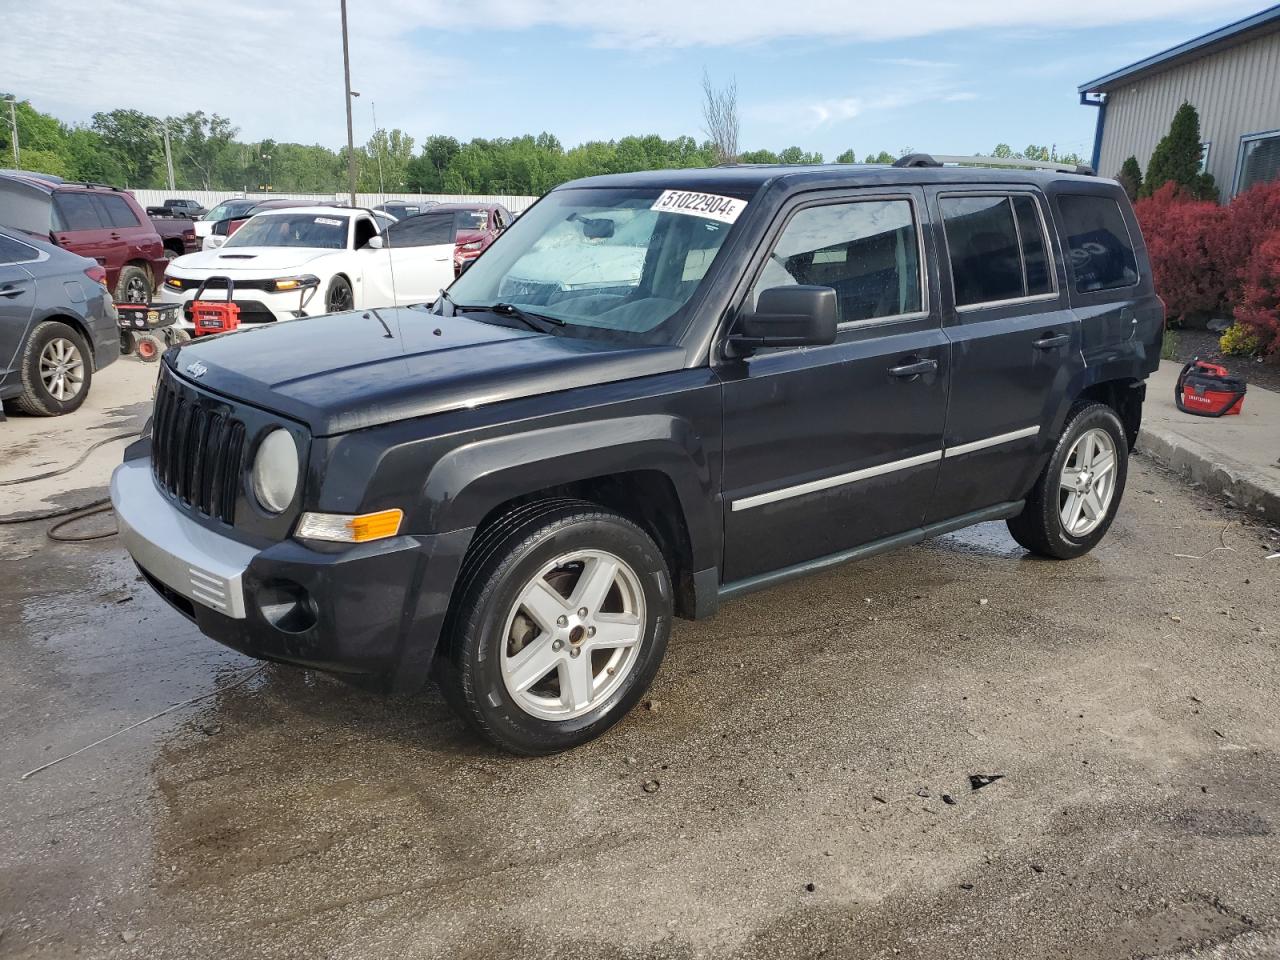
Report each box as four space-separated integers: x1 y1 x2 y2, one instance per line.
111 157 1163 754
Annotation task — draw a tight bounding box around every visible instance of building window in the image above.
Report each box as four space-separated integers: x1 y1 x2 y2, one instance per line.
1235 131 1280 196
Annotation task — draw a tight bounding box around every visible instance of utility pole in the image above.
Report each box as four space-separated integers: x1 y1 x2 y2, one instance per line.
371 100 385 197
2 96 18 166
340 0 358 204
160 121 176 191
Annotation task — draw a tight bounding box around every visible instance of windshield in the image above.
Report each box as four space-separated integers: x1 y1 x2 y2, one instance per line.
225 213 349 249
444 187 748 344
206 200 255 222
454 209 488 231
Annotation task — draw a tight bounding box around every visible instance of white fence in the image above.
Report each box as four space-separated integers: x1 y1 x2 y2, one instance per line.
132 189 539 213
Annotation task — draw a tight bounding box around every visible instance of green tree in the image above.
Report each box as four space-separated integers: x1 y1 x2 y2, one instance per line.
778 146 822 164
1116 155 1143 201
91 109 162 187
863 150 895 164
737 148 779 163
1141 101 1215 199
835 148 857 163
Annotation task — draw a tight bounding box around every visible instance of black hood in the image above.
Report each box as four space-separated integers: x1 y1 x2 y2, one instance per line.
164 306 684 436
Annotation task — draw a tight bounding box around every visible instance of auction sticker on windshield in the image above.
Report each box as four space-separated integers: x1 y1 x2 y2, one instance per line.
651 190 747 225
315 217 343 226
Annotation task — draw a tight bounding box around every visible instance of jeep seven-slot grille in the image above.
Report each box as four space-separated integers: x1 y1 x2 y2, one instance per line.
151 372 246 525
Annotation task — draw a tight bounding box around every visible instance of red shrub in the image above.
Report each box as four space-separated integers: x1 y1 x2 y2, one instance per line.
1133 182 1230 323
1213 180 1280 300
1235 233 1280 354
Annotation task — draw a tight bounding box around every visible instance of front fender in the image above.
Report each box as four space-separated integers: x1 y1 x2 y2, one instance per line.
421 414 720 573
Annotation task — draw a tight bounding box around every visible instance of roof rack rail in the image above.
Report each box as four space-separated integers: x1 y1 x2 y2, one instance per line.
892 153 1095 176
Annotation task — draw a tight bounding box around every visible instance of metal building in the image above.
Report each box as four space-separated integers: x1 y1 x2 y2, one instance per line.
1079 4 1280 200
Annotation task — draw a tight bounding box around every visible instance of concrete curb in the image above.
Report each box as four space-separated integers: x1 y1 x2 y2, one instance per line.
1138 425 1280 523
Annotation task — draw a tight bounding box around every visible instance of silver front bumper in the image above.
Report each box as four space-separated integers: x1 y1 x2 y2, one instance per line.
110 459 258 619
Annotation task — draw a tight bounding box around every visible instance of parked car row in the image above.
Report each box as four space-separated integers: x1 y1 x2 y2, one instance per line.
0 170 518 414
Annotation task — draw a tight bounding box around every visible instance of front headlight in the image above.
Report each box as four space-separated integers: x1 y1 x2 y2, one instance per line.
272 274 320 292
251 428 300 514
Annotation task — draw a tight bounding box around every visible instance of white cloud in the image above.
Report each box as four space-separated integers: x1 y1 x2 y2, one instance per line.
752 80 979 131
0 0 1257 145
383 0 1259 47
0 0 460 145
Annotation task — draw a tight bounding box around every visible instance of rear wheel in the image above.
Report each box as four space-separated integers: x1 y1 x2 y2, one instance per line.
10 321 93 416
1007 403 1129 559
435 500 672 755
115 264 151 304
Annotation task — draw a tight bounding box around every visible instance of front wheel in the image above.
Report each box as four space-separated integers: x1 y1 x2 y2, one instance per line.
436 500 672 755
324 275 353 314
1007 402 1129 559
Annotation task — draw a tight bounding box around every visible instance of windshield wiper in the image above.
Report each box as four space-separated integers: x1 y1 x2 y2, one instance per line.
489 302 565 332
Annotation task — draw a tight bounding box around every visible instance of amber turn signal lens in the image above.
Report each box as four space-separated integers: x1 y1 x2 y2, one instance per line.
296 508 403 544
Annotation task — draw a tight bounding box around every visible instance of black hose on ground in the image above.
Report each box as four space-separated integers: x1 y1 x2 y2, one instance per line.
0 429 139 541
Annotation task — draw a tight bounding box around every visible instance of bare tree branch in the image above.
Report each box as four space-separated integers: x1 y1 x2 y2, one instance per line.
701 69 739 165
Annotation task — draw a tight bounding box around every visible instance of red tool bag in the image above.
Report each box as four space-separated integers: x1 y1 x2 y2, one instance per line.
190 276 241 337
1175 358 1246 417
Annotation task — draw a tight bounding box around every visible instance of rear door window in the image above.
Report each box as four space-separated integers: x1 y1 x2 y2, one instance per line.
53 193 106 231
1058 195 1139 293
940 194 1056 308
96 194 142 228
384 212 456 247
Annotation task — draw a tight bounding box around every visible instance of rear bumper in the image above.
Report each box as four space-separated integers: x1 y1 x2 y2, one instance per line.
110 457 472 689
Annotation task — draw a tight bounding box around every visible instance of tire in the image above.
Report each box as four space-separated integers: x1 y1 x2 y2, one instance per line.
10 321 93 416
435 499 673 755
1007 402 1129 559
165 327 191 345
134 333 163 362
115 264 152 304
324 275 353 314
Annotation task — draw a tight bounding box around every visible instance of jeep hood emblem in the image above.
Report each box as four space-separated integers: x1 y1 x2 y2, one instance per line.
186 360 208 378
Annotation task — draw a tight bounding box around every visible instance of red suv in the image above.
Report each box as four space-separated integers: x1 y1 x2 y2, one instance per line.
429 202 512 275
0 173 167 303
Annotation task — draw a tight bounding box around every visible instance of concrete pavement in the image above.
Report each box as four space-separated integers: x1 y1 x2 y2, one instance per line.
1141 360 1280 523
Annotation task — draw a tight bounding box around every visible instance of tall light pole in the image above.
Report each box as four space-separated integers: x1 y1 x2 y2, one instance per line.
371 100 385 197
2 96 18 167
340 0 358 204
157 121 176 191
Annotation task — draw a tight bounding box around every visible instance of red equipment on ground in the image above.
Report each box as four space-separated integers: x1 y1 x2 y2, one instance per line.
1175 358 1247 417
190 276 241 337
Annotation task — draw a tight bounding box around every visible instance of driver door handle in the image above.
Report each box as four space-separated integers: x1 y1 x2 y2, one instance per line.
1034 332 1070 350
0 284 25 298
888 358 938 379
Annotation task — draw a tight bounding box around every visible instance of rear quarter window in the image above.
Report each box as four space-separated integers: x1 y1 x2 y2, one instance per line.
0 183 53 235
0 233 39 264
97 194 142 228
1058 194 1139 293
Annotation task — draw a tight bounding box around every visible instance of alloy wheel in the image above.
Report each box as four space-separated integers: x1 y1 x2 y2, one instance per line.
124 275 149 303
327 284 352 312
39 338 85 402
1058 427 1117 538
500 549 647 721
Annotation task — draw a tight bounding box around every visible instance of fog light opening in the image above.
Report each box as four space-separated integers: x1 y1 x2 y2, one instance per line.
258 580 317 634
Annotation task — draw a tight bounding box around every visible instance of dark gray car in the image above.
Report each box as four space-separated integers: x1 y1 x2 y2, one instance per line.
0 226 118 416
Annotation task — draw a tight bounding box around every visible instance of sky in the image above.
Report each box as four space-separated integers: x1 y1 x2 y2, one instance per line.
0 0 1269 167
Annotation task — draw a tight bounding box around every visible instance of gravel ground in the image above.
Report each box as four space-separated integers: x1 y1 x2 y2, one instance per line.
1 457 1279 960
1170 328 1280 394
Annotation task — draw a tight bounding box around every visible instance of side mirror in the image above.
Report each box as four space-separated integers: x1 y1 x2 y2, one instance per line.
365 234 385 250
727 285 837 357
